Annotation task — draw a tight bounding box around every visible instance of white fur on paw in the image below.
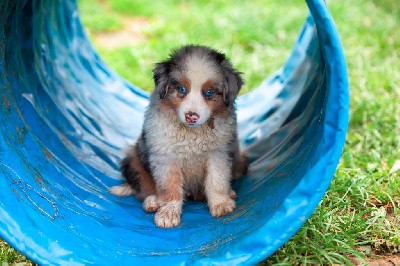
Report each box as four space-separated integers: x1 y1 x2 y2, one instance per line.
143 195 159 212
209 198 236 218
108 183 134 197
154 202 181 228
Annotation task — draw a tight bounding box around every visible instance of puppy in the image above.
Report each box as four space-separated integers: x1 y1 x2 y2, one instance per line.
109 45 247 228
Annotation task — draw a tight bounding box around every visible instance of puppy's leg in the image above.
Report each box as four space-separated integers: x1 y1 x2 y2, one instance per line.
152 160 184 228
205 150 236 218
230 139 248 180
233 151 248 180
109 145 156 204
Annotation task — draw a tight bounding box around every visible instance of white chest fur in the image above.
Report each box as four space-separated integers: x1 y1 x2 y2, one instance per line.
141 101 237 188
144 106 235 158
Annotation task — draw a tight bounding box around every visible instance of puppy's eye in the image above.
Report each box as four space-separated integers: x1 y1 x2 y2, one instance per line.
178 86 187 95
204 89 215 98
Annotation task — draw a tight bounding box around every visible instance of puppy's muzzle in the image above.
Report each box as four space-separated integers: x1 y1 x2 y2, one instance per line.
185 111 200 124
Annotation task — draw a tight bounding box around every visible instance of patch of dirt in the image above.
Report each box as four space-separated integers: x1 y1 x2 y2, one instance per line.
347 201 400 265
349 254 400 266
95 17 150 49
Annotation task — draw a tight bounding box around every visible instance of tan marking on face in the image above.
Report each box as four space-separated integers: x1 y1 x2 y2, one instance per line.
160 92 179 113
160 56 227 126
205 93 226 115
181 76 191 91
201 80 215 91
159 75 192 112
200 80 226 115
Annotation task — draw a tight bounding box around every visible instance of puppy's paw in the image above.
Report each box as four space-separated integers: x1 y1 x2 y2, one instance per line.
143 195 159 212
209 198 236 218
154 202 181 228
109 183 134 197
229 189 237 200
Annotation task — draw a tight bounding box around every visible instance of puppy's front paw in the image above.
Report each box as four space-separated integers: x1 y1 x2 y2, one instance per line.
154 203 181 228
143 195 159 212
209 198 236 218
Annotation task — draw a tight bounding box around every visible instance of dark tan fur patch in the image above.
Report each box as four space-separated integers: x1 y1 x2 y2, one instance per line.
181 76 191 92
157 165 183 202
232 151 248 180
160 76 192 111
200 79 227 116
121 145 156 200
205 93 226 115
201 80 215 91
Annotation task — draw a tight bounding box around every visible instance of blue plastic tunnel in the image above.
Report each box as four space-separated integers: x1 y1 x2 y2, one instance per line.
0 0 348 264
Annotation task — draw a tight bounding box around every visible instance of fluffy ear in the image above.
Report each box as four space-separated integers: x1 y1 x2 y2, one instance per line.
152 62 170 99
222 62 244 106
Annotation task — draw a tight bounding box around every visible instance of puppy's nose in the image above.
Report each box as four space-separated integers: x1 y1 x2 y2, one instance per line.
185 111 200 124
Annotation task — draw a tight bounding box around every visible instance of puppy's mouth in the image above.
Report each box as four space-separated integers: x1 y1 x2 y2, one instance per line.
185 121 202 127
187 123 198 127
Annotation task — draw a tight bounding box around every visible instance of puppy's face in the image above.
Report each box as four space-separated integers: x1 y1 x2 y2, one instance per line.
164 57 225 127
153 45 243 127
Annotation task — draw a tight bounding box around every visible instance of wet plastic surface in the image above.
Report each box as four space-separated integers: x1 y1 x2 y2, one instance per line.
0 0 348 264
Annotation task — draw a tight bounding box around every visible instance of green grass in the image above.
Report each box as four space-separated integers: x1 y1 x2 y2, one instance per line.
2 0 400 264
83 0 307 92
77 0 124 32
0 240 34 265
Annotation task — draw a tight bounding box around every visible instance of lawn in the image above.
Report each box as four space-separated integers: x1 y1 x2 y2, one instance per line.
1 0 399 264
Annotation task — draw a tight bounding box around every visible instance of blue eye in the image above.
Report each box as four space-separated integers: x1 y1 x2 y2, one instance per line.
204 89 214 98
178 86 187 95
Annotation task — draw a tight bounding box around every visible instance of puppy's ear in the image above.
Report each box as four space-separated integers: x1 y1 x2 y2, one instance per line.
152 62 170 99
222 62 244 106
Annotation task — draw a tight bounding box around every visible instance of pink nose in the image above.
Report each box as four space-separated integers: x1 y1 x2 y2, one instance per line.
185 111 199 124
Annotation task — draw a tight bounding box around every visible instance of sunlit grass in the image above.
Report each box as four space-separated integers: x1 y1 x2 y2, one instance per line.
0 241 34 265
83 0 307 93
